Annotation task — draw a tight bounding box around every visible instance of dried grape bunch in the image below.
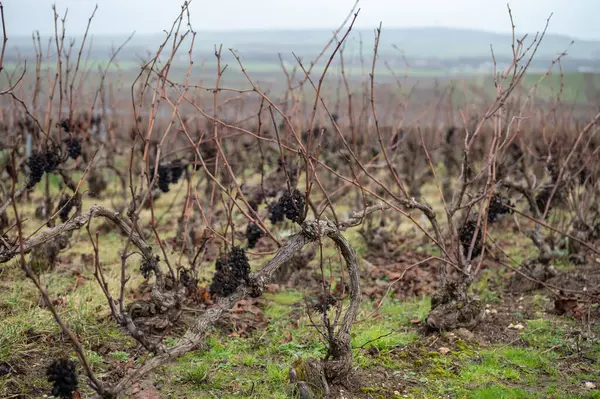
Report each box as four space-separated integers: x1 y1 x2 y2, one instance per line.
64 137 82 159
445 126 456 144
59 118 72 133
459 219 483 259
546 159 560 183
268 201 285 225
535 184 557 217
90 115 102 127
248 199 259 212
57 195 74 222
88 170 107 198
140 255 159 279
210 246 250 297
245 222 263 249
169 160 186 184
179 267 195 288
278 189 306 223
43 144 61 173
312 126 328 136
46 358 78 399
25 142 63 187
487 194 513 223
578 167 592 186
26 151 46 188
157 164 171 192
507 141 523 159
155 161 186 192
313 292 337 314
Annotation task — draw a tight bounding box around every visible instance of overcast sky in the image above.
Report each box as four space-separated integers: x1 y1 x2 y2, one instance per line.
4 0 600 40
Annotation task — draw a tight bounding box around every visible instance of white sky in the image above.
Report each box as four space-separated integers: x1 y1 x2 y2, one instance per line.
4 0 600 40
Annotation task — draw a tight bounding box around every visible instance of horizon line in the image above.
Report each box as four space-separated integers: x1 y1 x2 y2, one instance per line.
7 26 600 42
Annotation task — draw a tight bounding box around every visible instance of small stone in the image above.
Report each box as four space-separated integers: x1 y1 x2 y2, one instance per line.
490 309 498 314
508 323 525 330
457 327 475 341
584 381 596 389
438 347 451 355
394 391 400 395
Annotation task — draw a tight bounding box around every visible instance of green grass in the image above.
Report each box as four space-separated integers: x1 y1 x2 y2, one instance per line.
467 72 595 105
1 175 599 398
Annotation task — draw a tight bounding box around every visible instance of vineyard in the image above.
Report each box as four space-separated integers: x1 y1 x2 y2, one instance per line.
0 2 599 399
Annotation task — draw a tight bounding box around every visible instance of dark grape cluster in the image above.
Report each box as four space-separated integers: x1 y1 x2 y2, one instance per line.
57 195 74 223
169 160 185 184
43 144 61 173
59 119 72 133
140 255 159 279
17 117 36 133
546 159 560 183
157 165 171 192
90 115 102 127
459 219 483 258
179 267 194 287
26 152 46 188
460 194 512 259
487 194 513 223
210 246 250 297
268 201 285 224
507 142 523 159
245 223 263 249
535 185 555 217
578 167 592 186
64 137 82 159
248 199 259 212
302 126 325 143
313 293 337 314
88 171 107 198
156 161 186 192
445 126 456 144
26 144 62 187
199 141 218 161
46 358 78 399
278 189 305 223
312 126 327 136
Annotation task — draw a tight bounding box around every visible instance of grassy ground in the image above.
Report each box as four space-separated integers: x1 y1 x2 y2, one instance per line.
1 174 599 399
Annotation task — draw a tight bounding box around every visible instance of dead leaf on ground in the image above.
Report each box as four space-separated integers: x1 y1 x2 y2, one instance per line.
438 347 451 355
134 387 161 399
